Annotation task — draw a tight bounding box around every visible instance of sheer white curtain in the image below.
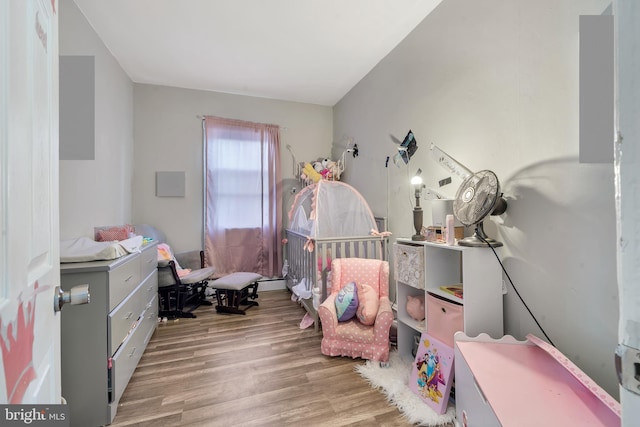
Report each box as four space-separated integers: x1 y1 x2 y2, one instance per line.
204 116 282 277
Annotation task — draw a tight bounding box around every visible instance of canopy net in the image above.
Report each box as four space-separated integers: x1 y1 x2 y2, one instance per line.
287 180 378 238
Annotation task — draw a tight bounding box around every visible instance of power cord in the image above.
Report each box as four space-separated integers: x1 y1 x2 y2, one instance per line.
476 233 556 347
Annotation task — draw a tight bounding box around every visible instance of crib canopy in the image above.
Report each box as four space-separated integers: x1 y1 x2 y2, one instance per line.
287 180 378 238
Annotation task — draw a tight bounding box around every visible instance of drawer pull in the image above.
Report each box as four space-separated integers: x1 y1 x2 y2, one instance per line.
146 259 153 264
129 347 137 358
124 275 134 282
124 312 133 320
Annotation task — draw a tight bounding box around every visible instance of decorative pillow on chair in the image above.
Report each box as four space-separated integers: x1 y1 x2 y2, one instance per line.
335 282 359 322
356 283 380 326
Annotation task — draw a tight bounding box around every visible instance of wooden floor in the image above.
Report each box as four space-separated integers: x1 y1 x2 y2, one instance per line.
109 290 417 427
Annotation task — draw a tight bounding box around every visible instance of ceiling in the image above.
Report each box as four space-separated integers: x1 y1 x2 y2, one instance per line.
72 0 443 106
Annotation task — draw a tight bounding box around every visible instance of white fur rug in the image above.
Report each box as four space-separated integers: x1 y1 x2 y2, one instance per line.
355 350 457 426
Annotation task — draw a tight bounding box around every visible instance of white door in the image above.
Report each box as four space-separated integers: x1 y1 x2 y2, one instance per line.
614 0 640 424
0 0 61 404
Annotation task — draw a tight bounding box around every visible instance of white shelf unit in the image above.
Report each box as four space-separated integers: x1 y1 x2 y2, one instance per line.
394 238 504 359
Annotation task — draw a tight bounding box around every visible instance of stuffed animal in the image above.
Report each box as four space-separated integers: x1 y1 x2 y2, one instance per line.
319 158 338 180
406 295 425 321
300 158 340 182
302 162 322 183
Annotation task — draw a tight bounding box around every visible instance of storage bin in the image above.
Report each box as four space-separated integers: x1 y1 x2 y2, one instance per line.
393 243 425 289
426 292 463 348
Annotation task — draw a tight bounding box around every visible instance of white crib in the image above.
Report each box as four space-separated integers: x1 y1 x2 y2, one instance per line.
285 228 388 332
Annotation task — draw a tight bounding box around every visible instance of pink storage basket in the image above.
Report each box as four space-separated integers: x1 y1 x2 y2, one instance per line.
426 292 463 348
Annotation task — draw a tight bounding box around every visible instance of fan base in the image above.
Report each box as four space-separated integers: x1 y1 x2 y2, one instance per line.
457 235 503 248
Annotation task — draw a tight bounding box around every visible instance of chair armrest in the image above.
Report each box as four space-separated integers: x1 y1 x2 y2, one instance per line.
377 295 393 316
373 296 394 344
157 260 181 287
318 293 338 335
174 250 205 270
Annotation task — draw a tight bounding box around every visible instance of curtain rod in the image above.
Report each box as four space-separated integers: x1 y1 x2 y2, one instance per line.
197 115 288 130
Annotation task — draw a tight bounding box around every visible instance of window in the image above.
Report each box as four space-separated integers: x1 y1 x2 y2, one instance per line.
209 137 264 229
203 116 282 277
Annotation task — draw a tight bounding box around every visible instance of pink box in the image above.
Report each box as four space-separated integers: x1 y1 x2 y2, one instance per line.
426 292 463 348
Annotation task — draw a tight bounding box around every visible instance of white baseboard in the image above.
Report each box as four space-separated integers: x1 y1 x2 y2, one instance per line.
258 278 287 292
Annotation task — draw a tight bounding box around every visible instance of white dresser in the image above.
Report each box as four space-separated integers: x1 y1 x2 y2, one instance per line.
60 241 158 426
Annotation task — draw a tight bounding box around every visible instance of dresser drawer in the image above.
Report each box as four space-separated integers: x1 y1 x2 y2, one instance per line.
141 269 158 304
109 255 141 311
110 297 157 405
394 243 425 289
108 271 156 356
140 244 158 279
140 293 158 347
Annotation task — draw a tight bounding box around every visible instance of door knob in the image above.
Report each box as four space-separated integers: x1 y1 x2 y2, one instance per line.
54 284 90 312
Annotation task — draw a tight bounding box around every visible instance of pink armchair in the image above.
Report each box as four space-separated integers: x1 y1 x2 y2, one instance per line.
318 258 394 362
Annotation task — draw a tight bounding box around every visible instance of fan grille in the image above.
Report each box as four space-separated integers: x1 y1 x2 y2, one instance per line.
453 170 500 226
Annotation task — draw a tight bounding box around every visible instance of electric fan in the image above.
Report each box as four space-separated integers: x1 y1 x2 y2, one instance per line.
453 170 507 247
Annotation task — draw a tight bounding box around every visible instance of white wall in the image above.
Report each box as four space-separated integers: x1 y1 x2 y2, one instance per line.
132 84 332 253
334 0 619 397
59 0 333 249
59 0 134 239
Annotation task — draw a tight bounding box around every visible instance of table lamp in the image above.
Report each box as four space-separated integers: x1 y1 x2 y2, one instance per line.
411 169 426 241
